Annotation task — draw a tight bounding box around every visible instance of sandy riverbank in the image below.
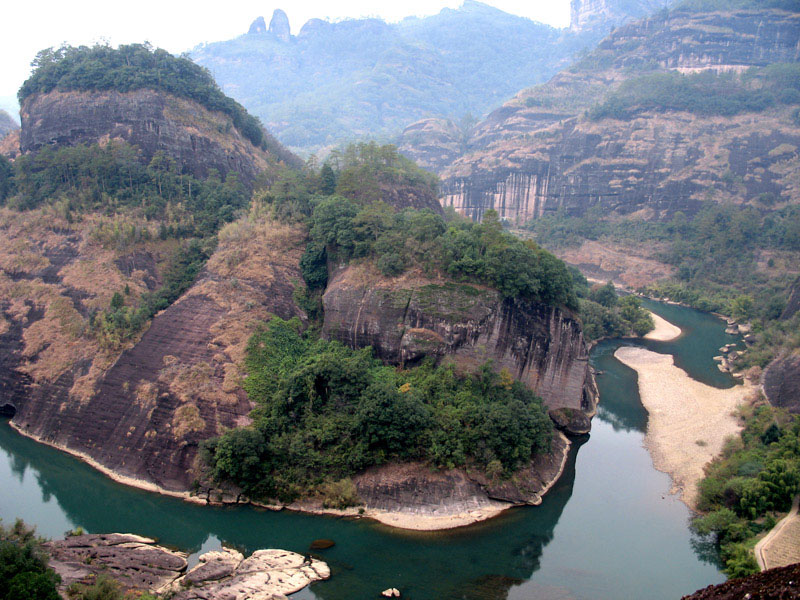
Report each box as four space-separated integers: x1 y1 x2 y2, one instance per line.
8 421 572 532
614 346 753 507
644 312 682 341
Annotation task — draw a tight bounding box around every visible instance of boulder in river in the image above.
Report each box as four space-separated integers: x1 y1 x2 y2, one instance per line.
310 538 335 550
548 407 592 435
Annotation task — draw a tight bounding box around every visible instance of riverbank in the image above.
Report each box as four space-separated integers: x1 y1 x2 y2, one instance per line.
645 312 682 341
8 420 573 532
614 346 754 507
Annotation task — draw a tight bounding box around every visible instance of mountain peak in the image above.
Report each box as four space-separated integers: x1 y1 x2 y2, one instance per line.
269 9 291 41
248 16 267 34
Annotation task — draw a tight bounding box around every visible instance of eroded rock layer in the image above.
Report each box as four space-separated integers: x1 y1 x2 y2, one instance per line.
6 213 308 491
19 89 296 187
322 263 597 413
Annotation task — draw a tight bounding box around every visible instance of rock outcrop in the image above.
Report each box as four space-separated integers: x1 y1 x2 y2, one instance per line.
19 89 296 188
45 534 330 600
46 533 188 593
400 7 800 225
570 0 668 33
352 432 570 517
269 9 292 41
682 562 800 600
322 263 597 414
5 211 308 492
763 352 800 414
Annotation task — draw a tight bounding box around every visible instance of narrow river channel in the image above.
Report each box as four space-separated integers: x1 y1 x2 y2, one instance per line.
0 301 742 599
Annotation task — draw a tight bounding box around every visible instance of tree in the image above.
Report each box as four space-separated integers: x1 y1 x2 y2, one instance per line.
590 281 618 308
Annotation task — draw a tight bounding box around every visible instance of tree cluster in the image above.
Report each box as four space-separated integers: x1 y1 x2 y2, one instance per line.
693 405 800 578
201 317 553 502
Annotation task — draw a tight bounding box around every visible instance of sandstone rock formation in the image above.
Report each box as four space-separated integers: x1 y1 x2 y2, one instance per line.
269 9 292 42
400 7 800 225
764 352 800 414
46 533 188 592
322 263 597 413
19 89 297 188
5 212 308 492
570 0 668 33
45 534 330 600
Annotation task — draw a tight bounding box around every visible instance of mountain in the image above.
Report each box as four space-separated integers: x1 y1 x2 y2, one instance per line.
400 3 800 224
0 109 18 138
190 1 667 154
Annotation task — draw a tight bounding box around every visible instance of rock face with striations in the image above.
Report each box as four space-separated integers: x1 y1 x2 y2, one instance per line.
322 263 597 414
764 352 800 415
401 7 800 225
4 212 308 492
19 89 295 188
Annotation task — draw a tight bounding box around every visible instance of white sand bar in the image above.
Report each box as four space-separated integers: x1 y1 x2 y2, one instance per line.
644 311 682 341
614 346 752 507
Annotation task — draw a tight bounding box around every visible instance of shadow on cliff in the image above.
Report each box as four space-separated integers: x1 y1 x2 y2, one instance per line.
0 417 586 600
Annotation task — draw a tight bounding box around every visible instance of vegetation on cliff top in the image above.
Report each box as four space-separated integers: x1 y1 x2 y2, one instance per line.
692 404 799 577
18 43 267 148
201 317 553 502
0 520 60 600
589 64 800 121
267 143 578 309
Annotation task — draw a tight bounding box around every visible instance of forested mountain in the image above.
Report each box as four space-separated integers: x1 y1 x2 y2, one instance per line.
190 1 668 154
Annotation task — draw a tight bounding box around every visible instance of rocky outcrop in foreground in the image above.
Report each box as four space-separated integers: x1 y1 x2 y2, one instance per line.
45 534 329 600
682 562 800 600
764 353 800 415
322 264 597 413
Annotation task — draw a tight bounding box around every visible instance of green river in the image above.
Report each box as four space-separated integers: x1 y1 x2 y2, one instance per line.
0 301 742 599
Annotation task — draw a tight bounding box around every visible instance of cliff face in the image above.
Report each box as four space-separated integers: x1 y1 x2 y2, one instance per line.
400 8 800 224
764 352 800 415
19 89 293 187
570 0 668 33
3 211 308 491
322 263 597 413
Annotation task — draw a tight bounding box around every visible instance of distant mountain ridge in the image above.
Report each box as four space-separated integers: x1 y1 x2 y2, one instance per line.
399 4 800 224
190 1 669 154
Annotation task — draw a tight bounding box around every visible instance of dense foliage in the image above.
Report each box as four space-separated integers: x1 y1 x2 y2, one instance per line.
571 278 654 341
692 405 800 577
0 520 60 600
19 44 266 148
201 317 553 502
2 142 248 238
589 64 800 120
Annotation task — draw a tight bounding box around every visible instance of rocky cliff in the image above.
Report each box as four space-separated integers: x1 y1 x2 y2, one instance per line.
322 263 597 414
4 210 308 492
400 7 800 225
19 89 296 188
570 0 670 33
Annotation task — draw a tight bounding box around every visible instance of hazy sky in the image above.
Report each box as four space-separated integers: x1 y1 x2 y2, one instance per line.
0 0 571 116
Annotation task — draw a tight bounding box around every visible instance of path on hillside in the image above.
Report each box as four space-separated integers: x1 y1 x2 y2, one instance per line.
755 495 800 571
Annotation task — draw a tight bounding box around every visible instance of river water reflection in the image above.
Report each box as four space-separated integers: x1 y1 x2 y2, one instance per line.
0 301 739 599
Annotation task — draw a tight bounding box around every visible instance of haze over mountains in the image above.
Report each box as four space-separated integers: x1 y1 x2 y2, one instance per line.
191 0 671 154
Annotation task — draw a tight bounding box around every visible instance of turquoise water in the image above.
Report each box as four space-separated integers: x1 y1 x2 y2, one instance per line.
0 301 738 599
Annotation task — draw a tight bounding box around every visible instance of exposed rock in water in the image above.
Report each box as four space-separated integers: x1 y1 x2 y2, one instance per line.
322 263 597 414
45 534 330 600
309 539 335 550
19 89 298 189
169 549 329 600
682 562 800 600
45 533 188 593
764 353 800 415
549 407 592 435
